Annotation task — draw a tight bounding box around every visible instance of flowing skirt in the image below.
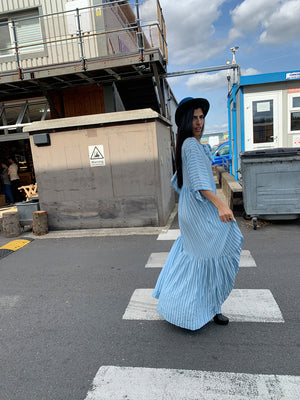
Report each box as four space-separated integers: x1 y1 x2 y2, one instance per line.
153 187 243 330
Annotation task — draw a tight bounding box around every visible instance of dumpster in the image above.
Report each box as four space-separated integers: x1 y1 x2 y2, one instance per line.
16 199 40 226
240 147 300 229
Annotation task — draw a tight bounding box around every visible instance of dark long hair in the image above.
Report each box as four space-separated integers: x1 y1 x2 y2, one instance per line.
175 107 204 188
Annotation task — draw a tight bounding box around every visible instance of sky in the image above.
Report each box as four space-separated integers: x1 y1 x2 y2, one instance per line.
138 0 300 134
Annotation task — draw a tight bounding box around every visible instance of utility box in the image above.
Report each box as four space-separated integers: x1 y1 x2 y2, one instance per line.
24 109 174 230
240 147 300 227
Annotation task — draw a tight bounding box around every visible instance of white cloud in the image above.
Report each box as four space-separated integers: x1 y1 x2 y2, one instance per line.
259 0 300 44
186 70 229 91
230 0 300 46
205 123 228 134
230 0 281 33
140 0 227 65
241 67 260 76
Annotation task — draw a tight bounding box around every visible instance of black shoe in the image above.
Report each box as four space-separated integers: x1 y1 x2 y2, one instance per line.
213 313 229 325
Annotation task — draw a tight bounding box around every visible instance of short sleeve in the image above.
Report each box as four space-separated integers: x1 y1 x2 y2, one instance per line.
171 171 181 194
182 138 215 196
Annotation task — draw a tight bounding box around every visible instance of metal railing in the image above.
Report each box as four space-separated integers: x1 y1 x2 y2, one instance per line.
0 0 167 78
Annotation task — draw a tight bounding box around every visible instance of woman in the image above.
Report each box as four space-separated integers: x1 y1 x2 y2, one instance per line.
153 97 243 331
8 156 22 202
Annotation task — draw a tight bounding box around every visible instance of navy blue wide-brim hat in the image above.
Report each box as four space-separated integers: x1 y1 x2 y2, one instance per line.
175 97 210 126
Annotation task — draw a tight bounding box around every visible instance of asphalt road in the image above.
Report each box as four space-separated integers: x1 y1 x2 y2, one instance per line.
0 216 299 399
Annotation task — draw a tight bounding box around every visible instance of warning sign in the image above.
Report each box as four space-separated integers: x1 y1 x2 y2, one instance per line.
89 145 105 167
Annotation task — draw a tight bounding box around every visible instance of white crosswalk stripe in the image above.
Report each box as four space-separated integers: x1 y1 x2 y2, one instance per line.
157 229 180 240
84 366 300 400
122 288 284 323
145 249 257 268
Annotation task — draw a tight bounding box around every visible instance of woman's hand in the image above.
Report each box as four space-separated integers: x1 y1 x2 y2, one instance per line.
217 203 235 223
200 190 235 223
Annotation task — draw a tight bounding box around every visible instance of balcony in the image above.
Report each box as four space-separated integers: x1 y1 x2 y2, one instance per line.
0 0 168 101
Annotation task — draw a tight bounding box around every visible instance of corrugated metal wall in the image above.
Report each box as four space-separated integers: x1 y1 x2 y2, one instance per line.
0 0 142 74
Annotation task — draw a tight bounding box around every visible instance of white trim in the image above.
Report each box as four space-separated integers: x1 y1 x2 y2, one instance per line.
288 92 300 134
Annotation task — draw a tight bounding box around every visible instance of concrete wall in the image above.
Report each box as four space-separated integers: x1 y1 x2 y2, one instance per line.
25 109 174 230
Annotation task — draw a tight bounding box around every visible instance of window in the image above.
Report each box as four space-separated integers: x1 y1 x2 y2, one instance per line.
0 8 43 57
218 144 229 156
0 98 50 136
252 100 274 143
289 93 300 132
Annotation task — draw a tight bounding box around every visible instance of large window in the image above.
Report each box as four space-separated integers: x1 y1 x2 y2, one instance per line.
289 93 300 132
0 98 50 136
252 100 274 143
0 8 43 57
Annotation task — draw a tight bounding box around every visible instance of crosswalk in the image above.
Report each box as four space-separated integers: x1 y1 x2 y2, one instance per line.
85 366 300 400
124 229 283 323
85 228 297 399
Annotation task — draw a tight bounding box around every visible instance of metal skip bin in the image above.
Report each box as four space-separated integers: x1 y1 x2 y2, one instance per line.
240 147 300 229
16 199 40 225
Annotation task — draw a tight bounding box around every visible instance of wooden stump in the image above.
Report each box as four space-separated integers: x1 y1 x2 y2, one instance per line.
2 212 21 238
33 211 48 236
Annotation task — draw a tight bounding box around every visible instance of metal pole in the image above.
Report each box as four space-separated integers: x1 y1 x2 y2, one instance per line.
11 20 23 80
163 64 239 78
76 8 86 71
232 84 238 180
135 0 144 61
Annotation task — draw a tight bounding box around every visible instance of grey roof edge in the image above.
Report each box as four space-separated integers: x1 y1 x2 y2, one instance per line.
23 109 172 134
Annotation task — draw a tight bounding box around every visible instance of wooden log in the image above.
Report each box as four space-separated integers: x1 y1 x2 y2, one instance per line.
2 212 21 238
33 211 48 236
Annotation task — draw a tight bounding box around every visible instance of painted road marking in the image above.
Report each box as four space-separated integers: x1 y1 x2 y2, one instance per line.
0 238 33 259
122 289 284 323
239 250 257 267
84 366 300 400
145 250 256 268
157 229 180 241
145 252 169 268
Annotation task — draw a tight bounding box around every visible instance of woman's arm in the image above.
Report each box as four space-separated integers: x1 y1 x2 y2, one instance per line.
200 190 234 223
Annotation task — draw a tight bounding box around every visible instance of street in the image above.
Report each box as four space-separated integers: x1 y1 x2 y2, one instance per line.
0 216 299 399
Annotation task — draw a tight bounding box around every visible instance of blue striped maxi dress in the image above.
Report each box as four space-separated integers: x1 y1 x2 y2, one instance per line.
152 137 243 330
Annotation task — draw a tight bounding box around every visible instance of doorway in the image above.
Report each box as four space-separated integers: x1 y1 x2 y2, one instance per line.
244 91 282 151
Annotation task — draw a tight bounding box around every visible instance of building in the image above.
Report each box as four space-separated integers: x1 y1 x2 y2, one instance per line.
0 0 176 227
228 70 300 179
